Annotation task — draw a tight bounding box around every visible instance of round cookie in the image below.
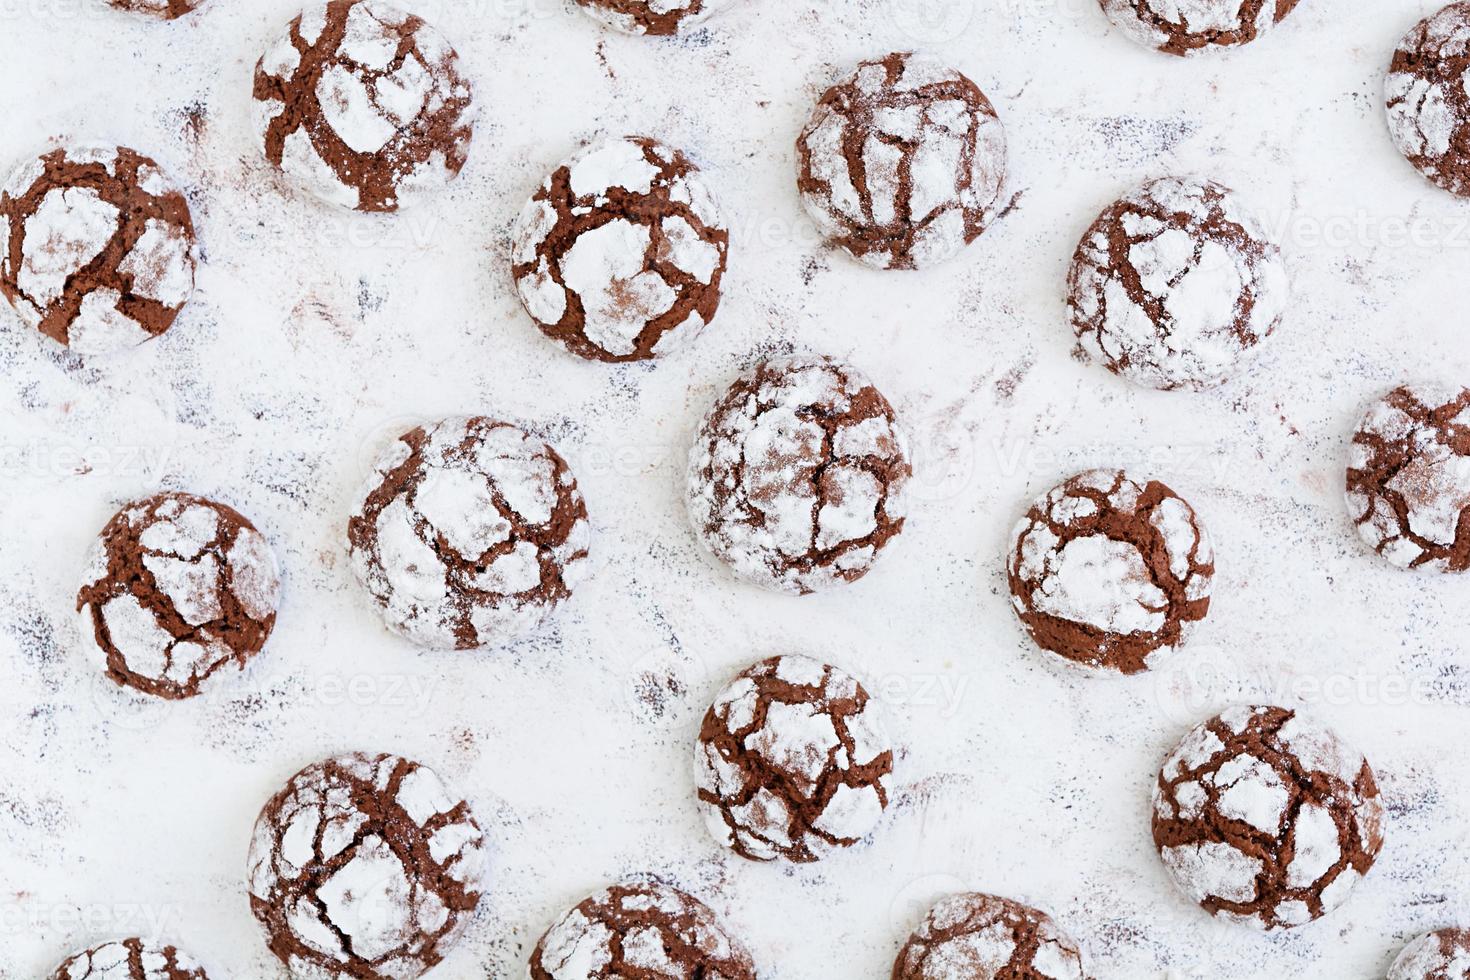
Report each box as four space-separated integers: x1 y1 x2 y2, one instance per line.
1068 175 1288 391
1152 705 1385 931
892 893 1085 980
1346 383 1470 572
50 939 208 979
248 752 489 979
573 0 737 35
105 0 204 16
686 355 911 595
77 492 281 701
1006 469 1214 675
253 0 475 213
1390 927 1470 980
0 144 196 355
511 136 729 362
348 416 591 650
796 51 1007 271
1098 0 1301 56
529 880 755 979
1387 3 1470 198
695 654 895 863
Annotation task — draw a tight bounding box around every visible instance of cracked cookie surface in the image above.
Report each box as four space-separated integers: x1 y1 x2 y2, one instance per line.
0 144 196 355
248 752 489 980
686 354 910 595
1152 705 1384 931
51 939 208 980
76 492 281 701
1387 2 1470 198
512 136 728 362
1068 175 1288 391
348 416 591 650
1390 927 1470 980
573 0 737 35
253 0 475 212
796 51 1007 271
1098 0 1301 55
1346 382 1470 573
105 0 205 16
695 654 895 863
529 879 756 979
1007 469 1213 675
892 893 1085 980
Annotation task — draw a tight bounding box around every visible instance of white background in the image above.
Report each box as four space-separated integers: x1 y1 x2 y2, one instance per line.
1 0 1468 977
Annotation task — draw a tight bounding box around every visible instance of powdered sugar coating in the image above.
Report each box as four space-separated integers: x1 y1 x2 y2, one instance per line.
796 51 1007 271
528 880 755 980
893 893 1086 980
1346 382 1470 572
1007 469 1214 674
50 939 208 979
511 136 729 362
253 0 475 212
573 0 738 36
0 144 197 354
695 654 895 863
686 355 911 595
104 0 205 17
76 492 282 701
1098 0 1301 56
348 416 591 650
1389 927 1470 980
1152 705 1385 931
248 753 488 980
1386 2 1470 198
1068 175 1289 391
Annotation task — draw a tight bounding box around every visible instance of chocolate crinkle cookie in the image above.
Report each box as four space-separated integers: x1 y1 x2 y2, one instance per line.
0 144 196 355
1068 175 1288 391
796 51 1007 271
1387 2 1470 198
253 0 475 212
1347 383 1470 572
50 940 208 980
529 880 756 979
573 0 737 35
696 654 895 863
1152 705 1385 931
348 416 591 650
248 752 489 980
76 492 281 701
1390 927 1470 980
1098 0 1301 55
1007 470 1213 675
893 893 1086 980
512 136 728 362
104 0 205 17
686 355 911 595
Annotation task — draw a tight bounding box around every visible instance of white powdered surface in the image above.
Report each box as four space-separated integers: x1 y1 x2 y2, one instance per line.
4 3 1470 978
